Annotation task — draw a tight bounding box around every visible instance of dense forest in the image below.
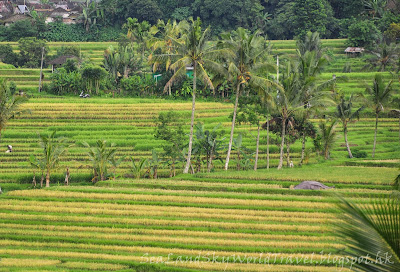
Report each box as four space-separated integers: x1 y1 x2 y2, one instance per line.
0 0 400 42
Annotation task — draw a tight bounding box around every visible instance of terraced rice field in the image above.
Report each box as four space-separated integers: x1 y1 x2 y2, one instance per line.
0 39 390 93
0 98 398 183
0 165 397 271
0 39 399 271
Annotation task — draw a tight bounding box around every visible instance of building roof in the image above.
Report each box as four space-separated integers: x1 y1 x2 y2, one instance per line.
48 55 78 65
2 14 31 23
345 47 365 53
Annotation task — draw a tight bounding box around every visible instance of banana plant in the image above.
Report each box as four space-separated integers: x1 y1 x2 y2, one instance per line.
148 150 162 179
131 157 148 179
82 140 119 183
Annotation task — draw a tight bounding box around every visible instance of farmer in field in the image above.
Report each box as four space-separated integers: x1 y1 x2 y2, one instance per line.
5 145 12 153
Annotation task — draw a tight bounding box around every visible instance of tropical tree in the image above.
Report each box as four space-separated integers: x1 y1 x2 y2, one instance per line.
365 42 399 72
148 149 162 179
297 51 335 165
131 157 148 179
275 61 303 169
193 123 225 173
220 27 276 171
29 154 46 187
365 74 394 157
31 131 68 187
296 32 336 165
81 65 107 94
149 19 189 95
337 194 400 271
0 79 28 144
123 17 154 57
335 94 365 159
154 17 227 174
154 111 186 177
104 45 137 83
318 119 338 160
80 0 104 32
236 94 272 171
82 140 121 183
363 0 388 18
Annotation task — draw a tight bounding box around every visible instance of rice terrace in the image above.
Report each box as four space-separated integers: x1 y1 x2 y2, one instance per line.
0 1 400 271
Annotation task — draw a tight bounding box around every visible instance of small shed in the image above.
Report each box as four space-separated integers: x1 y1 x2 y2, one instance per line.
48 55 78 72
345 47 365 56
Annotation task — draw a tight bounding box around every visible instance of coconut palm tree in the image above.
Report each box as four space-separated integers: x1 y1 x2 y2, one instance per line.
123 18 155 57
0 78 28 144
337 194 400 271
220 27 276 171
365 42 399 72
275 62 303 169
154 18 228 174
297 50 335 165
365 74 394 157
31 131 68 187
335 94 365 159
149 19 189 95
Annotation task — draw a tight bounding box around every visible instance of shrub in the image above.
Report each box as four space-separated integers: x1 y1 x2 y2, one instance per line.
49 68 83 95
351 149 367 158
0 44 18 67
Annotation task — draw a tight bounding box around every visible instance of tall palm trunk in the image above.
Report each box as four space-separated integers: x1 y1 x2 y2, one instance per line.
278 116 286 170
372 112 379 158
286 141 290 167
45 169 50 188
224 83 241 171
344 123 353 158
254 124 260 171
183 63 197 174
300 133 306 166
266 119 270 170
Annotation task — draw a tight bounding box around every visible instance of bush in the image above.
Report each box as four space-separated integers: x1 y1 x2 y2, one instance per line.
120 74 157 96
346 20 381 48
351 149 367 158
40 22 90 42
0 44 18 67
49 68 83 95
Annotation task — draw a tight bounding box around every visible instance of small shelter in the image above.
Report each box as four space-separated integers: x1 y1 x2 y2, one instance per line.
345 47 365 57
48 55 78 72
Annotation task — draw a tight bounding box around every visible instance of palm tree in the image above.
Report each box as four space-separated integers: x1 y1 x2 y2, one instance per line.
149 19 189 95
82 140 120 183
0 78 28 144
363 0 388 18
297 50 335 165
275 62 303 169
123 18 155 57
154 18 227 174
296 31 327 60
31 131 68 187
335 94 365 159
220 27 276 171
337 194 400 271
365 42 399 72
319 119 338 160
365 74 394 157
